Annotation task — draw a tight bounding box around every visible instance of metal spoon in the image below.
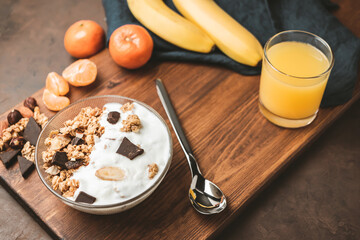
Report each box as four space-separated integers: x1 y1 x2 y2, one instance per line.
156 79 227 215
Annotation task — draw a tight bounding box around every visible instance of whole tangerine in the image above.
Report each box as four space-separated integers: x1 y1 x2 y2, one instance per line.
109 24 153 69
64 20 105 58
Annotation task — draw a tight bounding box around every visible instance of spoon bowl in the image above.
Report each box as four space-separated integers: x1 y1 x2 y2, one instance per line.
189 176 227 214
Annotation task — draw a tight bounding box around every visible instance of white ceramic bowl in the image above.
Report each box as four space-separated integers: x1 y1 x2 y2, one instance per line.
35 95 172 215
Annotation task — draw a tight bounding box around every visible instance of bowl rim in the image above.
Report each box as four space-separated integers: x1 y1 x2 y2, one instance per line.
35 95 173 209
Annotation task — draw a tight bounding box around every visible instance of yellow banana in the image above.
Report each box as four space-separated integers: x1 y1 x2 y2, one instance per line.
173 0 263 66
127 0 215 53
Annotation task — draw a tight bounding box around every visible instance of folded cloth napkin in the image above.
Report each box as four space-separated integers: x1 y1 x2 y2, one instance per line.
102 0 360 107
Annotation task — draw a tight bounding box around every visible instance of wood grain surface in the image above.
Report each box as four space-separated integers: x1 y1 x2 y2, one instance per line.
0 0 359 239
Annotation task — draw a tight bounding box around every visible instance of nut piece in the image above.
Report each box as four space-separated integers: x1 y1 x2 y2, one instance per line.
148 163 159 179
24 97 38 111
45 165 60 175
0 120 9 137
95 166 125 181
7 109 23 125
9 136 25 149
18 106 34 118
46 134 71 151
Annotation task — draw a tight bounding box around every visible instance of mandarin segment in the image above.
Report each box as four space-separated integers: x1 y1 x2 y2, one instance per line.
42 89 70 112
46 72 70 96
62 59 97 87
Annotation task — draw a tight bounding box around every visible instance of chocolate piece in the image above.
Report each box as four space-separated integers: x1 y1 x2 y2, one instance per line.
0 149 20 168
116 137 144 160
18 156 34 178
51 151 68 169
9 136 25 149
7 109 23 125
107 111 120 124
65 159 83 169
23 97 38 111
75 191 96 204
70 137 85 146
23 117 41 146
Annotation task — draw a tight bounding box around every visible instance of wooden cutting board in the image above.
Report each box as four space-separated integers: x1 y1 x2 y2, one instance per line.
0 3 359 239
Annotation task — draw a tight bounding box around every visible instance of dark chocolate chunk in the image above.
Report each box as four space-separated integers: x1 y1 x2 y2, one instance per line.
51 151 68 169
70 137 85 146
116 137 144 160
17 156 34 178
0 149 21 168
23 117 41 146
75 191 96 204
65 159 83 169
107 111 120 124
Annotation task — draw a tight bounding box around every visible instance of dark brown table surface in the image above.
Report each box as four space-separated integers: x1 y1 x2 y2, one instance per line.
0 0 359 239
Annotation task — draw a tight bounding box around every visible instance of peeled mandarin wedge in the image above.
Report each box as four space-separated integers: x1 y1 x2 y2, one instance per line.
42 89 70 112
46 72 69 96
62 59 97 87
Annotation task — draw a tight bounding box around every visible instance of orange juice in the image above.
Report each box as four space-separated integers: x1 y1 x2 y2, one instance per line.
259 41 330 120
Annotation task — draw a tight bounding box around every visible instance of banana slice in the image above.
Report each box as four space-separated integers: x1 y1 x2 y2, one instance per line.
95 166 125 181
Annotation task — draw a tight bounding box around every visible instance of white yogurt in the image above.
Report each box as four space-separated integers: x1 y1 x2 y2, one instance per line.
69 102 171 205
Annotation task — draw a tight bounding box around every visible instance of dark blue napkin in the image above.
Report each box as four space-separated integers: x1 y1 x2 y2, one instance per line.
102 0 360 107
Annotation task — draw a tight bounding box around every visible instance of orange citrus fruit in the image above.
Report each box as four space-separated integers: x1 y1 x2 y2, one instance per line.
64 20 105 58
46 72 69 96
42 89 70 112
109 24 153 69
62 59 97 87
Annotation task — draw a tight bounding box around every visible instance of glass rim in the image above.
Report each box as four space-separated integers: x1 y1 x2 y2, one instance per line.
35 95 173 209
264 30 335 80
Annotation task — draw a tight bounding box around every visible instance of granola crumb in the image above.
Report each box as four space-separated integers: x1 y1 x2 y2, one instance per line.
21 141 35 162
33 106 48 128
120 114 141 133
148 163 159 179
120 102 134 113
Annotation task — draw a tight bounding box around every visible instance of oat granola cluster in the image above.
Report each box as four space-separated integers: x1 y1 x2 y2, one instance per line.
0 106 48 161
42 107 104 197
119 102 142 133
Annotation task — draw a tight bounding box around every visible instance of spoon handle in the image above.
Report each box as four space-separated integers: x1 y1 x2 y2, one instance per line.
156 79 203 177
156 79 193 156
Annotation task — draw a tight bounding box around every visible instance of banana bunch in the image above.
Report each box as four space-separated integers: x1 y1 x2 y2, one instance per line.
127 0 263 67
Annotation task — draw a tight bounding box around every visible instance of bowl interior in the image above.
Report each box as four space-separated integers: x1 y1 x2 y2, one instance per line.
35 95 173 209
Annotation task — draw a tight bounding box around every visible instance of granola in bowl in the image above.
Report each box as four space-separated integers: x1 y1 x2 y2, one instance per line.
39 98 172 207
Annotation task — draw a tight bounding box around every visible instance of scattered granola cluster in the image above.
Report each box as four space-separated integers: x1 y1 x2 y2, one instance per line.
0 118 29 151
120 102 134 113
121 114 141 133
0 97 48 178
21 142 35 162
42 107 104 197
119 102 141 133
148 163 159 179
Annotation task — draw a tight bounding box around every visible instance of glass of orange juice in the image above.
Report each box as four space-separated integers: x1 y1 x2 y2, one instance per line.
259 30 334 128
